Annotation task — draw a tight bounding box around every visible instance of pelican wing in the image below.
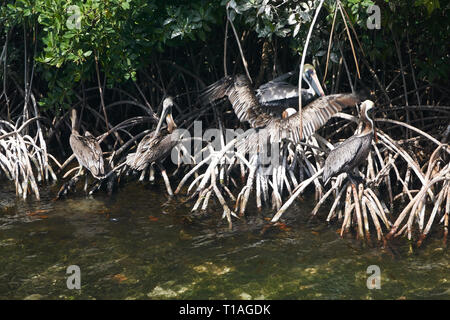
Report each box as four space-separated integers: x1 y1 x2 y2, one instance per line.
256 81 298 103
237 93 360 154
322 135 363 184
149 132 180 163
126 131 158 170
70 133 104 178
200 75 275 127
201 75 358 132
226 75 277 127
126 131 179 171
273 93 361 143
135 132 158 155
199 76 234 106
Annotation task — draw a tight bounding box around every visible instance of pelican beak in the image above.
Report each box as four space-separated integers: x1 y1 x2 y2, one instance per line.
71 109 78 130
309 69 325 97
166 111 177 133
155 106 169 136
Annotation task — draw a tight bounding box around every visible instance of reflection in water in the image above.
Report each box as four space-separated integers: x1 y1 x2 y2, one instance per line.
0 180 448 299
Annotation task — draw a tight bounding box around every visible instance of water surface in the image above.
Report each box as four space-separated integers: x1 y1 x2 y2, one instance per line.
0 180 448 299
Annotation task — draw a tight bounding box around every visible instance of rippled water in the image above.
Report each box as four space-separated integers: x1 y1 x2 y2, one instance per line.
0 179 448 300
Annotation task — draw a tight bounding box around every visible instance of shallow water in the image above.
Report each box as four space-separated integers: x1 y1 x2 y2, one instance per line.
0 179 448 300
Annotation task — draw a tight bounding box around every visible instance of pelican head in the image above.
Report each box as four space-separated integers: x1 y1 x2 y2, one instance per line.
360 100 377 141
155 96 177 135
282 107 297 119
361 100 375 119
163 96 174 109
302 64 325 97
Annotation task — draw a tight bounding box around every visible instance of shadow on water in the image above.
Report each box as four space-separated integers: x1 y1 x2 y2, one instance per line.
0 179 448 299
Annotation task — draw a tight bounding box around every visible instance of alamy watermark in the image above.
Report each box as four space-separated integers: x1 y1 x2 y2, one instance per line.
366 265 381 289
168 122 283 176
367 5 381 30
66 5 82 30
66 265 81 290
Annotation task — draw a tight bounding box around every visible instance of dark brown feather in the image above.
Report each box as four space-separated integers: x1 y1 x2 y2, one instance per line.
322 100 375 184
236 93 361 153
322 133 372 184
126 129 180 171
69 132 104 178
201 75 360 149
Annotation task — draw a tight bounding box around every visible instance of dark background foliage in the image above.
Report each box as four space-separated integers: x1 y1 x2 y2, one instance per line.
1 0 449 143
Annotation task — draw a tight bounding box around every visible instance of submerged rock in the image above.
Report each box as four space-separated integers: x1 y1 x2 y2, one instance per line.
147 283 191 299
193 262 234 275
239 292 252 300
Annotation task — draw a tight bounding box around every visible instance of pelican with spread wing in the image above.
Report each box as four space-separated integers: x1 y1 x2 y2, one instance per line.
200 73 360 151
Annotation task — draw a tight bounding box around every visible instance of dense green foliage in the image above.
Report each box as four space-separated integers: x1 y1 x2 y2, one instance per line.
1 0 449 114
1 0 224 110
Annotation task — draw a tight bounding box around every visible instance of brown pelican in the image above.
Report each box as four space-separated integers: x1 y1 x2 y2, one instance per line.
200 73 360 149
322 100 376 185
255 64 325 110
69 109 105 180
55 108 106 197
126 97 180 195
